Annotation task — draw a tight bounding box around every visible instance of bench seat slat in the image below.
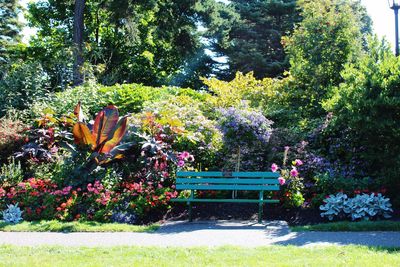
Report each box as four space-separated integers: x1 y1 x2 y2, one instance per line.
177 171 279 178
175 184 279 191
171 198 279 203
177 171 225 177
176 178 279 185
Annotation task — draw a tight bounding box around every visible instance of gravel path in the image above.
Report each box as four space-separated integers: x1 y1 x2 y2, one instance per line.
0 220 399 247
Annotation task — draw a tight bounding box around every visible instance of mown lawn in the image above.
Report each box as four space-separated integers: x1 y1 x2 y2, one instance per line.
0 245 399 267
0 220 159 232
291 221 400 232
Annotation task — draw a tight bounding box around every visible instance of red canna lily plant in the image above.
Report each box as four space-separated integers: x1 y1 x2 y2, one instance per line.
72 102 133 164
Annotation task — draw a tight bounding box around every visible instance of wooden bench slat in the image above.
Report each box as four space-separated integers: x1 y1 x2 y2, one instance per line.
177 171 279 178
175 184 280 191
171 198 280 203
176 178 279 185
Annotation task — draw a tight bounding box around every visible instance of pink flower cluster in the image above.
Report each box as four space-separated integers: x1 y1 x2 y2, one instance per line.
87 181 104 194
86 181 114 206
51 186 73 196
271 158 303 185
271 163 278 172
290 168 299 177
153 160 167 171
177 151 195 167
123 182 143 194
0 188 5 198
293 159 303 166
95 191 112 205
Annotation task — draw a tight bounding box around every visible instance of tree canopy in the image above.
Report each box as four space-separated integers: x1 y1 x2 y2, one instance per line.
24 0 219 89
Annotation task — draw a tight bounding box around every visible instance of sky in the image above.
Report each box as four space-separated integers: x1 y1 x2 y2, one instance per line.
19 0 397 51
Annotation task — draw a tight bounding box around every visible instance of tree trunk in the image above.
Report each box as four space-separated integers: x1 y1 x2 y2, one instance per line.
73 0 86 86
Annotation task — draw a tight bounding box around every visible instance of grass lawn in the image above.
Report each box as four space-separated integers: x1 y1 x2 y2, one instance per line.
291 221 400 232
0 245 399 266
0 220 159 232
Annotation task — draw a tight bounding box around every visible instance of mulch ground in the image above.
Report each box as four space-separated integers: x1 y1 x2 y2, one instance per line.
154 203 400 226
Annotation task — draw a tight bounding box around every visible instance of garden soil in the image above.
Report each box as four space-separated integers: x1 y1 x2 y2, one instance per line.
158 203 400 226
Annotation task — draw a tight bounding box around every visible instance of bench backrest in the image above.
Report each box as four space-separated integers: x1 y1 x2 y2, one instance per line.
176 171 280 191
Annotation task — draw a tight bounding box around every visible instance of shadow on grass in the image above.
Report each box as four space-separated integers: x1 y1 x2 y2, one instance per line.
0 220 158 233
271 231 400 248
291 221 400 232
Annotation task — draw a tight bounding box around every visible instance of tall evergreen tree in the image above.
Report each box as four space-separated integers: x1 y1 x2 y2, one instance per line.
0 0 22 67
209 0 299 80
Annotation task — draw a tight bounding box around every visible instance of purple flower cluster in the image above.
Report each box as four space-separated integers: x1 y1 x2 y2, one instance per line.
218 107 273 147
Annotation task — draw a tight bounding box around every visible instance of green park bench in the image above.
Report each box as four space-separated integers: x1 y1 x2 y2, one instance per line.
171 171 280 223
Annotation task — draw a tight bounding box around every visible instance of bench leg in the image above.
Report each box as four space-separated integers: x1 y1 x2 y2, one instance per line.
258 203 263 224
188 202 193 222
188 190 194 222
258 191 264 224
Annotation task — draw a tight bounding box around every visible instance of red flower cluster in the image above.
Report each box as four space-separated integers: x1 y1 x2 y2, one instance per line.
1 178 74 221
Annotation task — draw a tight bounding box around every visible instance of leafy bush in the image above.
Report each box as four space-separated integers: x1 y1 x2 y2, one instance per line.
343 194 393 221
319 192 348 220
0 158 24 187
138 96 223 169
320 192 393 221
31 82 103 119
282 0 364 118
98 84 209 115
323 37 400 203
31 82 209 119
2 203 23 224
313 173 377 197
111 211 137 224
203 72 280 110
0 61 50 116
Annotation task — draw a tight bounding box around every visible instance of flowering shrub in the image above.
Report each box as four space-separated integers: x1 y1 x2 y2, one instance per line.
119 179 177 219
0 178 75 221
80 180 118 221
138 97 223 169
0 104 194 223
310 173 380 207
0 175 179 223
132 112 195 180
271 153 305 208
217 106 273 171
218 106 273 148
